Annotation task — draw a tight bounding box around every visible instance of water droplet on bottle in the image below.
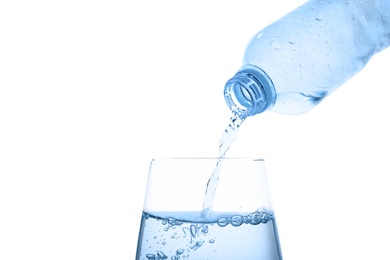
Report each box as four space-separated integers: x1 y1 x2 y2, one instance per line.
315 12 324 21
157 251 168 259
272 42 281 50
176 249 184 255
209 239 215 243
146 254 156 260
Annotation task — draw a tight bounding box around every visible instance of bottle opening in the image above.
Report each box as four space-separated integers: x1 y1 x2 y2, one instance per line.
224 76 257 118
224 65 276 118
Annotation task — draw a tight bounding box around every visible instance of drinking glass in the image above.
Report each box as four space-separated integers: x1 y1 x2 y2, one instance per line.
135 158 283 260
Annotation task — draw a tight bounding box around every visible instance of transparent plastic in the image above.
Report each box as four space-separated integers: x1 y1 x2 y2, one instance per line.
224 0 390 117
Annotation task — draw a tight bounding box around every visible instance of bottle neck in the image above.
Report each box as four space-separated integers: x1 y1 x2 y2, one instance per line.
224 65 276 118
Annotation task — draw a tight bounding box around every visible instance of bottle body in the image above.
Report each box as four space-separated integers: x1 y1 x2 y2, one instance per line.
224 0 390 117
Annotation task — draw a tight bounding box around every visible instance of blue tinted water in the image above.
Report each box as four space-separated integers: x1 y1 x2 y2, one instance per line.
136 210 282 259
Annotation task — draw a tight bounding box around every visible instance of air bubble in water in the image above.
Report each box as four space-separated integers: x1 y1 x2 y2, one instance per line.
191 240 205 251
201 225 209 234
182 227 192 242
231 216 243 227
262 213 271 223
190 224 197 238
250 212 262 225
217 217 228 227
168 217 182 226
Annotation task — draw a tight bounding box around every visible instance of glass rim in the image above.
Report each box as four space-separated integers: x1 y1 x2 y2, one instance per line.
151 157 265 161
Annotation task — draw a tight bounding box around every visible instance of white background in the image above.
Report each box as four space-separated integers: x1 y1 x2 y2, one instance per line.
1 0 389 259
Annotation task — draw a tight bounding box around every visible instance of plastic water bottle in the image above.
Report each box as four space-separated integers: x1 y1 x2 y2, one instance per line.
224 0 390 118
